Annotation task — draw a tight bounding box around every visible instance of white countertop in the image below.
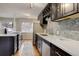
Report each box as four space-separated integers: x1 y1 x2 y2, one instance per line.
0 34 17 37
36 33 79 56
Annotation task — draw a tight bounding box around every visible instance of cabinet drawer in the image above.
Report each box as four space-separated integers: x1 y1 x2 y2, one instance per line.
50 44 71 56
55 45 71 56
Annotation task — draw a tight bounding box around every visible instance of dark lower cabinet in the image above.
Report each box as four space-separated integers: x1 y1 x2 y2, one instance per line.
33 33 35 45
50 44 71 56
36 35 42 55
42 41 50 56
0 37 14 56
34 34 71 56
17 34 19 51
0 35 19 56
35 34 38 48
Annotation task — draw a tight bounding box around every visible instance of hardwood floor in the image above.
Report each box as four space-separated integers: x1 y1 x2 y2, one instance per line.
15 40 40 56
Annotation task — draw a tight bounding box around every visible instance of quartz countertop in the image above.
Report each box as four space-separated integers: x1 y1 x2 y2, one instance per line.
0 34 17 37
36 33 79 56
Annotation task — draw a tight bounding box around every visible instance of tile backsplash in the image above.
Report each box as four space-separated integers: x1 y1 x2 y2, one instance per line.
47 18 79 41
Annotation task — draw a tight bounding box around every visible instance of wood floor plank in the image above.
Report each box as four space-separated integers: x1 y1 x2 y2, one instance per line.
15 40 40 56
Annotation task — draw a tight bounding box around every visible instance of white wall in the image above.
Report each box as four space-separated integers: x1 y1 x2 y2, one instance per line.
33 21 44 33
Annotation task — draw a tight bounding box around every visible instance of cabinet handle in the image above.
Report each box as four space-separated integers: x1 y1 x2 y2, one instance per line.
55 51 61 56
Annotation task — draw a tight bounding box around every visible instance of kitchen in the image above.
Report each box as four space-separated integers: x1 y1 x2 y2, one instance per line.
0 3 79 56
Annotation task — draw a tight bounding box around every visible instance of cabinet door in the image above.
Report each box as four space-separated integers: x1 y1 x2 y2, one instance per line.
35 34 38 48
57 3 63 18
37 36 42 55
50 45 55 56
62 3 77 16
50 44 71 56
77 3 79 12
50 44 61 56
0 37 14 56
51 3 57 20
42 41 50 56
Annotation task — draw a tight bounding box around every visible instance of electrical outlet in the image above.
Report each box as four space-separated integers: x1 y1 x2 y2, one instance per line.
56 31 60 35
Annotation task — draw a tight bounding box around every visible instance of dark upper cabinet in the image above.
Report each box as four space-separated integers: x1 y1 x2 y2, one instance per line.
38 3 52 27
62 3 77 17
51 3 57 20
38 3 79 22
42 17 48 25
50 44 71 56
38 13 44 27
42 4 51 25
38 11 48 27
34 34 71 56
51 3 79 21
40 16 48 27
42 40 50 56
43 3 51 18
56 3 77 19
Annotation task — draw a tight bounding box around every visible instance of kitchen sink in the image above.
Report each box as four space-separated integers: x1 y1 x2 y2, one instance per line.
60 38 70 41
60 39 65 40
40 34 48 36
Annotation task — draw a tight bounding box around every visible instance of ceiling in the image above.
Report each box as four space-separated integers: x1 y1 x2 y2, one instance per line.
0 3 47 19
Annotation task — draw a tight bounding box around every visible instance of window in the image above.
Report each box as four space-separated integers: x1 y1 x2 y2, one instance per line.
21 22 33 33
2 22 13 28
